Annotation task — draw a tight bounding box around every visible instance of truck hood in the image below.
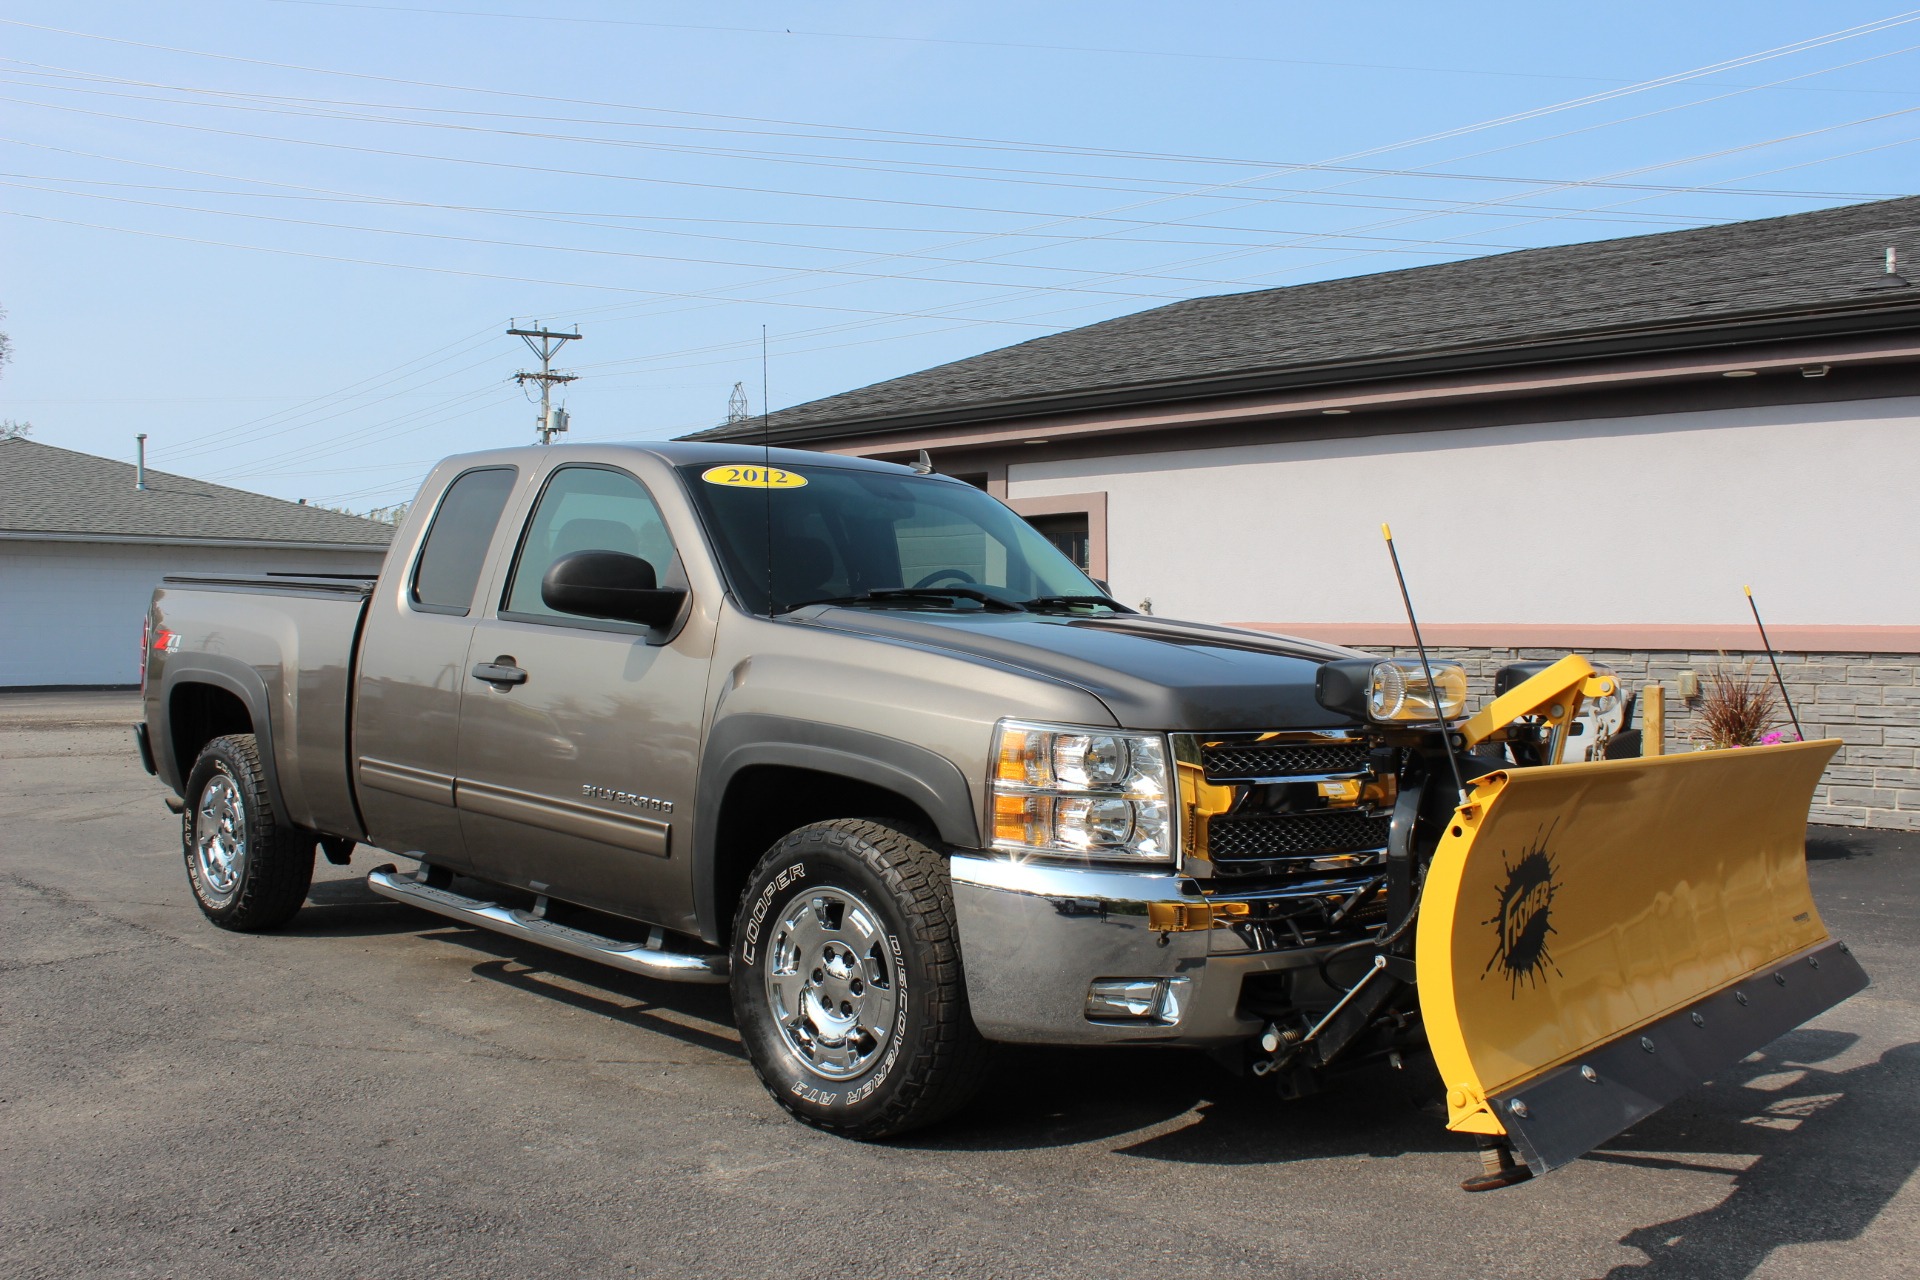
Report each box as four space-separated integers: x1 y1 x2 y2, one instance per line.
794 608 1370 731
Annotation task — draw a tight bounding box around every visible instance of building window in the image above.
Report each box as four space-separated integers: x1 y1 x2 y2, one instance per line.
1024 512 1090 572
1007 491 1107 581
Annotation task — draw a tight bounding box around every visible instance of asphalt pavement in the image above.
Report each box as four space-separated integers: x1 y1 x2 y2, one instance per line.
4 691 1916 1279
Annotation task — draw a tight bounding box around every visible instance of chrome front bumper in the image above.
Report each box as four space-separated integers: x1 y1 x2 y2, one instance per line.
950 853 1343 1046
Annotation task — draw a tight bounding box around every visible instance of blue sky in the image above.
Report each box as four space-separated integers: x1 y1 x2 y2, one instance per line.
3 1 1917 510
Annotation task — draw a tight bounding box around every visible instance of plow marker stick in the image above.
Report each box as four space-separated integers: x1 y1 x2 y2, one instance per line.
1745 585 1807 742
1381 523 1468 804
1414 739 1866 1175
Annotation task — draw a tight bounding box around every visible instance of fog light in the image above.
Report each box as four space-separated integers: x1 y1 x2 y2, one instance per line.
1086 977 1190 1023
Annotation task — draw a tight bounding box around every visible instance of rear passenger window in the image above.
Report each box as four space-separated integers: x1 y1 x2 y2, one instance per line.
411 467 516 613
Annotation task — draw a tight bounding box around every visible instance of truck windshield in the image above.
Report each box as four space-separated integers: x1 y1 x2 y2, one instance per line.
679 462 1110 616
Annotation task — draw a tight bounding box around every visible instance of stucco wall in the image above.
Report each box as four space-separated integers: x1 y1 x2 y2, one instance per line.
1004 396 1920 630
0 540 388 686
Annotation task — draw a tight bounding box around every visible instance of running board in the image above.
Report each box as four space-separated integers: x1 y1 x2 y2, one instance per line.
367 864 729 984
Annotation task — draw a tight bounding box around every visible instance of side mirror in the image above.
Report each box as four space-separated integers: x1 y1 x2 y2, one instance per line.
541 550 686 628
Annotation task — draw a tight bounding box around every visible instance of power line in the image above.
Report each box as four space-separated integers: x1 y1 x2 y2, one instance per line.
2 60 1904 202
8 8 1907 334
0 136 1758 238
221 0 1920 96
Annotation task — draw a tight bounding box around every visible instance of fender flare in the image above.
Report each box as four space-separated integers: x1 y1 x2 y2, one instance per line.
691 713 980 941
157 658 291 825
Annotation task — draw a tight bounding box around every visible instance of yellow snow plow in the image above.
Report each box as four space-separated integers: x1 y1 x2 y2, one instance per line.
1410 661 1867 1185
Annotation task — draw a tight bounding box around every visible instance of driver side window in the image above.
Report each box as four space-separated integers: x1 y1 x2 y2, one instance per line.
503 466 676 621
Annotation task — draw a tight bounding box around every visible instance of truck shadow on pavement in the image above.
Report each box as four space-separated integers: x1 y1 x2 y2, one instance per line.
1592 1029 1920 1279
291 875 746 1060
292 855 1916 1273
425 923 744 1060
907 1047 1461 1162
292 873 441 936
1805 825 1902 862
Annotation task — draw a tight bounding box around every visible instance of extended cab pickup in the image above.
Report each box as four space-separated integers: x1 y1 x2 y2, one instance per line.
137 441 1866 1183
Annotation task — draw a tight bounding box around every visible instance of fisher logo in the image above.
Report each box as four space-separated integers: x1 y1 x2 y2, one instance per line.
1483 826 1563 995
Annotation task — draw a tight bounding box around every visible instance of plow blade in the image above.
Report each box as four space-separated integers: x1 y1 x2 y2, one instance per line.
1415 739 1868 1176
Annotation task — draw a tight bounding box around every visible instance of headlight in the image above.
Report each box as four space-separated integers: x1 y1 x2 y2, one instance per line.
1316 658 1468 723
990 720 1173 862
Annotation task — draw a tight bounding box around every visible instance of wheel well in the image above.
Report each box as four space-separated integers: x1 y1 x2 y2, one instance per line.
169 683 253 779
712 765 936 944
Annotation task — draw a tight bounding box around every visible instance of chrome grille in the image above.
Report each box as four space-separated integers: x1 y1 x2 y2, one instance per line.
1202 742 1372 779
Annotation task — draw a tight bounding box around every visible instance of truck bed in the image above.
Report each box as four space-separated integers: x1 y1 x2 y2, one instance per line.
147 573 377 840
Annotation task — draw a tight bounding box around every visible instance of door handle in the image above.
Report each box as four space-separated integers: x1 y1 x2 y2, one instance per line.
471 659 527 687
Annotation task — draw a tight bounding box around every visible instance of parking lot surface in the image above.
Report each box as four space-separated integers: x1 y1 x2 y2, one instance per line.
4 691 1917 1279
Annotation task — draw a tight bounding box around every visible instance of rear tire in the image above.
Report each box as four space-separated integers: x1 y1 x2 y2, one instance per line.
182 734 314 931
730 818 989 1138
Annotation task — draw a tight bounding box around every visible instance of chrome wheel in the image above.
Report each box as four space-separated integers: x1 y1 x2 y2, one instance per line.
194 771 248 903
764 886 900 1081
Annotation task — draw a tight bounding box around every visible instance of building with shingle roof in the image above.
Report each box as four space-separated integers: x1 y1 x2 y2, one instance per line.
1 439 392 686
695 197 1920 830
696 195 1920 447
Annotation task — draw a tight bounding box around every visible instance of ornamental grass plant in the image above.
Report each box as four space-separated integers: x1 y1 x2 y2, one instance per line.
1693 662 1782 749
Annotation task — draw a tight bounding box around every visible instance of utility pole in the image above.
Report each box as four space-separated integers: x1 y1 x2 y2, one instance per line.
509 321 582 445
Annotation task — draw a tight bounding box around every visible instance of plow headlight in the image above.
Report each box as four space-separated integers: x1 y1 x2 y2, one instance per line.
991 720 1173 862
1317 658 1469 723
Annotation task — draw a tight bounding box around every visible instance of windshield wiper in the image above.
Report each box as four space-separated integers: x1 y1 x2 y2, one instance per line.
786 587 1027 613
1020 594 1127 613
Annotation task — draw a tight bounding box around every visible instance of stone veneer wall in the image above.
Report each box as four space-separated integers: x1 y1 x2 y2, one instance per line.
1369 645 1920 832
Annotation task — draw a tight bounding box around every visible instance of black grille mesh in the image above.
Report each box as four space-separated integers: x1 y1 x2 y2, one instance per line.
1205 810 1391 862
1202 742 1371 779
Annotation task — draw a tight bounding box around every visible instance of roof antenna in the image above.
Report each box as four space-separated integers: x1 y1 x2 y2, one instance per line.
1744 585 1806 743
1382 524 1468 805
911 449 934 474
762 324 774 619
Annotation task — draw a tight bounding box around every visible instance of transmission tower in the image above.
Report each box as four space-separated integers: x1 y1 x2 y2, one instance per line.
725 381 751 425
509 322 582 445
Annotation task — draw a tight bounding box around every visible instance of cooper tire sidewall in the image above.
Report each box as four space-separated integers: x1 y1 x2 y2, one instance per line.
732 839 922 1126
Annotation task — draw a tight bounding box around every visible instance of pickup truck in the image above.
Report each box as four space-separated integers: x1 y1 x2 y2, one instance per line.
136 440 1865 1188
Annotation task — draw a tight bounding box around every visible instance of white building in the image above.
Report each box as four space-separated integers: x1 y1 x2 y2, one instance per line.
694 197 1920 829
0 439 392 687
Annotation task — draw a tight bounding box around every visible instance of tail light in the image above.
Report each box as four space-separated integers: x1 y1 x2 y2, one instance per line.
141 620 179 696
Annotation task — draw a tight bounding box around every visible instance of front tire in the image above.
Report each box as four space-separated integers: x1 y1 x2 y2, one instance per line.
731 819 989 1138
182 734 315 931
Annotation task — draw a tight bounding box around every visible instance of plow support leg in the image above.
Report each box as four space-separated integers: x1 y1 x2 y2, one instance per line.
1415 739 1868 1176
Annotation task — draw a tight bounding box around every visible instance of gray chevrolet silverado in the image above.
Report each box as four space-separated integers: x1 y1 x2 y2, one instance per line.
135 440 1864 1186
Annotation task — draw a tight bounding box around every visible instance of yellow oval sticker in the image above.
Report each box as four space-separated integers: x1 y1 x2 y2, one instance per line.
700 464 808 490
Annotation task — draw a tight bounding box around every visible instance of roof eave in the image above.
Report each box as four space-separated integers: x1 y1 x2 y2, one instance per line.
720 292 1920 445
0 531 392 551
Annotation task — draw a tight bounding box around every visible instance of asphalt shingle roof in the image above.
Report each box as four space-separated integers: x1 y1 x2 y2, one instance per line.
0 438 396 545
696 196 1920 441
